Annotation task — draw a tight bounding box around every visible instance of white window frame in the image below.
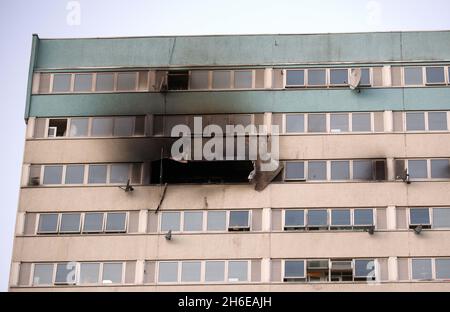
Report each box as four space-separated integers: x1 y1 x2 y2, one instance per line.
284 161 306 181
282 259 306 281
31 263 56 286
409 258 434 281
425 66 447 86
100 262 125 285
408 207 432 227
282 209 306 230
328 68 350 87
104 212 128 233
285 69 306 88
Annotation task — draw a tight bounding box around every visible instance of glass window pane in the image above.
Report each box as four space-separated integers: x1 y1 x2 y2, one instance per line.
284 260 304 278
184 212 203 231
110 164 129 184
426 67 446 84
352 113 371 132
431 159 450 179
53 74 71 92
330 69 348 85
286 70 305 86
102 263 123 284
354 260 374 277
105 213 126 232
354 209 373 225
96 73 114 91
308 161 327 180
285 114 305 133
433 208 450 228
353 160 373 180
307 69 326 85
228 261 248 282
412 259 432 280
408 160 428 179
234 71 252 88
331 210 351 226
285 162 305 180
65 165 84 184
69 118 89 137
207 211 226 231
205 261 225 282
212 71 230 89
360 68 371 85
404 67 423 85
59 213 81 233
285 210 305 227
92 118 113 136
158 262 178 283
43 166 63 185
410 208 430 225
74 74 92 92
88 165 107 184
117 72 136 91
161 212 180 231
33 264 53 285
331 161 350 180
406 112 425 131
55 262 76 284
428 112 447 131
79 263 100 284
307 210 328 226
229 211 249 227
181 261 201 282
38 214 58 233
113 117 134 136
330 114 349 132
83 213 104 232
435 259 450 279
190 71 209 89
308 114 326 132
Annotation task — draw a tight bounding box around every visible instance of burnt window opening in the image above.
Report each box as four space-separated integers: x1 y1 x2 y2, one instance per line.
167 71 189 90
48 119 68 137
150 159 253 184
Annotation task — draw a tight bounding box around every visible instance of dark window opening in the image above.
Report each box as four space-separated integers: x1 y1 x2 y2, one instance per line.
374 160 386 181
168 71 189 90
48 119 67 137
150 159 253 184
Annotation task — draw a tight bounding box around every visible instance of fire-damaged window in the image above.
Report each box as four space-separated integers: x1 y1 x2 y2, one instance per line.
168 71 189 90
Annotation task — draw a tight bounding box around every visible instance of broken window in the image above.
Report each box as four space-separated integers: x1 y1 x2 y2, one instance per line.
168 70 189 90
307 260 329 282
48 119 67 137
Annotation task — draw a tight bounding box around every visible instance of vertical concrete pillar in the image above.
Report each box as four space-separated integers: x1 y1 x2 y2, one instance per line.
9 262 20 287
387 205 397 230
261 258 271 283
388 257 398 281
382 65 392 87
135 260 145 284
21 164 30 187
15 212 25 236
26 117 35 139
387 157 395 181
262 208 271 232
139 210 148 233
384 111 393 133
264 68 272 89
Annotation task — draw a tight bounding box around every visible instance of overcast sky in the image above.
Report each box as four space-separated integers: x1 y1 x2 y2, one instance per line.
1 0 450 291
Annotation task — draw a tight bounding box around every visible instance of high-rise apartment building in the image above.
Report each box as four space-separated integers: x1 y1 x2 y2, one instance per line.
9 31 450 291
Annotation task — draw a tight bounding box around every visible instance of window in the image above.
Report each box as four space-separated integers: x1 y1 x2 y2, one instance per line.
113 117 134 136
284 260 305 281
88 165 107 184
55 262 76 284
74 74 93 92
426 67 446 84
158 262 178 283
406 112 425 131
205 261 225 282
431 159 450 178
33 264 54 285
409 208 430 226
353 160 373 180
286 70 305 87
412 259 432 280
43 166 63 185
59 213 81 233
352 113 371 132
168 71 189 90
285 114 305 133
308 161 326 181
331 209 351 228
48 119 67 137
79 263 100 284
228 261 247 282
234 71 252 88
307 69 326 86
404 67 423 86
331 161 350 180
354 259 375 280
102 263 123 284
228 211 249 230
285 162 305 180
212 71 230 89
83 213 104 233
435 259 450 279
65 165 85 184
207 211 226 231
96 73 114 92
408 160 428 179
330 114 349 133
92 118 113 136
110 164 129 184
184 212 203 231
307 260 329 282
284 210 305 229
38 214 59 233
190 71 209 89
52 74 71 92
330 260 353 282
105 213 126 232
360 68 371 86
307 210 328 229
117 72 136 91
428 112 448 131
181 261 201 282
433 208 450 228
308 114 326 132
69 118 88 137
161 212 181 232
329 69 348 85
354 209 373 226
